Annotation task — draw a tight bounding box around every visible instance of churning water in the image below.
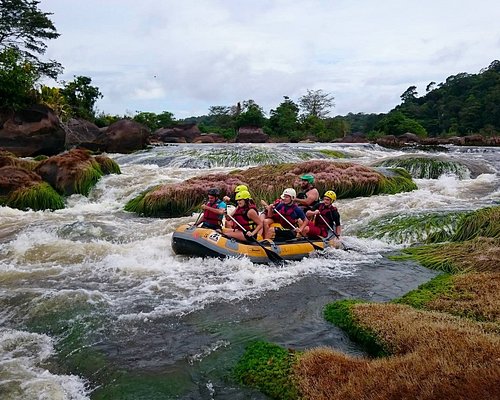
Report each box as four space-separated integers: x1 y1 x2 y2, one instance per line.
1 143 499 399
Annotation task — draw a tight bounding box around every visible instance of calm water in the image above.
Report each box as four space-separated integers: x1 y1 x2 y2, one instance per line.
1 143 499 399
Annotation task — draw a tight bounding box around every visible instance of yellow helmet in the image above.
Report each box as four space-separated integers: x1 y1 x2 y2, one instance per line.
235 184 248 193
235 190 251 200
324 190 337 201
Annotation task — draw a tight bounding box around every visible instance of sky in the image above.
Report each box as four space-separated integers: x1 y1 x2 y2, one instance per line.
40 0 500 120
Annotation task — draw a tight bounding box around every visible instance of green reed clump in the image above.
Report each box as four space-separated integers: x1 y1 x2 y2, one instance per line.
374 156 470 179
391 237 500 273
324 300 387 357
318 149 347 158
234 341 299 400
450 206 500 241
1 182 65 210
71 160 104 196
125 161 417 218
358 211 466 245
94 155 121 174
394 273 454 309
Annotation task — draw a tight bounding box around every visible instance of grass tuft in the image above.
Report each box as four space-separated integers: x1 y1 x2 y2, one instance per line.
1 181 65 210
234 341 299 400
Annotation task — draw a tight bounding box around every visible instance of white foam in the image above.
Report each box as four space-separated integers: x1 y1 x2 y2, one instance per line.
0 329 89 400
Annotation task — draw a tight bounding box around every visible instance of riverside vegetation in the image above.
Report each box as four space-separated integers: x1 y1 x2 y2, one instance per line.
234 205 500 399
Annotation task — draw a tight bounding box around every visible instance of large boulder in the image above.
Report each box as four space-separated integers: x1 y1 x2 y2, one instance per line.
64 118 106 151
153 123 201 143
103 119 150 153
0 105 65 156
235 126 269 143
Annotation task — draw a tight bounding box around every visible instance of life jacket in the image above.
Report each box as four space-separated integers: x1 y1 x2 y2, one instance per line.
203 199 223 227
275 202 301 227
315 204 338 229
297 188 320 211
232 203 258 232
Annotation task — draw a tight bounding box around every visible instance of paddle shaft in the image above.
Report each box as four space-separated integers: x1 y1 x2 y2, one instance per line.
225 213 284 264
271 205 324 251
318 214 349 251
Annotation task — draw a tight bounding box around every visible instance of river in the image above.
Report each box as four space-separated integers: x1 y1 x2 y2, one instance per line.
1 143 499 399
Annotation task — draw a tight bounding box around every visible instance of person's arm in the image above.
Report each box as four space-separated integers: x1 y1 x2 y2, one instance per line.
201 202 226 215
295 189 319 206
247 209 263 237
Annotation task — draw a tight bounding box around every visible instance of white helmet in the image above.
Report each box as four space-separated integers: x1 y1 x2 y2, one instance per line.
280 188 296 199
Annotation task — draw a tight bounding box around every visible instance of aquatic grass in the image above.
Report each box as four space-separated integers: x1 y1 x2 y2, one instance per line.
450 206 500 241
295 303 500 400
323 300 387 357
94 155 121 174
394 273 455 310
1 181 65 211
373 156 470 179
125 161 417 217
234 341 299 400
0 152 38 170
318 149 347 158
392 237 500 273
71 160 104 196
357 211 466 245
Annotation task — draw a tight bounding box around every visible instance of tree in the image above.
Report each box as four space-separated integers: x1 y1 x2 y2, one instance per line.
0 0 62 79
60 76 102 121
235 103 266 128
298 89 335 118
267 96 299 136
133 111 175 131
400 86 418 103
375 111 427 137
0 47 37 109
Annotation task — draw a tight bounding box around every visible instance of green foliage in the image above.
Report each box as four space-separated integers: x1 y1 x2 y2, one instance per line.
94 155 121 175
234 341 299 400
60 75 102 121
133 110 175 131
235 103 266 128
71 161 104 196
0 0 62 79
324 300 387 357
375 110 427 137
299 89 335 118
318 149 347 158
394 273 454 309
396 60 500 136
391 244 466 273
0 181 65 210
0 47 37 110
94 111 122 127
267 96 299 136
37 85 70 119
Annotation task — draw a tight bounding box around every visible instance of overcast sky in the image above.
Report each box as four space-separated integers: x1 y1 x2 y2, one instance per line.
41 0 500 119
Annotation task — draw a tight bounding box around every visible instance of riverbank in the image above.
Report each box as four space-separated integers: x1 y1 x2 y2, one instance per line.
234 206 500 399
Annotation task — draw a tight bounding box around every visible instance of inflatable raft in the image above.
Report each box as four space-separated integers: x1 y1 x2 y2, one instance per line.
171 224 330 263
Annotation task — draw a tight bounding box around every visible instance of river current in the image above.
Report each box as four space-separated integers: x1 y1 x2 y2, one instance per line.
1 143 499 399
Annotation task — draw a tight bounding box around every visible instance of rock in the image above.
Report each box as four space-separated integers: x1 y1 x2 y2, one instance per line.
153 123 201 143
0 105 65 156
235 126 269 143
103 119 150 153
34 148 104 195
64 118 106 151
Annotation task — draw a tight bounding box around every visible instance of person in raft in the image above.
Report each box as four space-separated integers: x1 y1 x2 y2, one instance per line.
262 188 306 240
198 188 227 230
223 190 263 241
223 184 248 205
297 190 341 239
294 174 320 212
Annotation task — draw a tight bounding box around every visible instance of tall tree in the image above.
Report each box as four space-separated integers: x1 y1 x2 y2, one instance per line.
298 89 335 118
0 0 62 79
267 96 299 136
60 76 102 121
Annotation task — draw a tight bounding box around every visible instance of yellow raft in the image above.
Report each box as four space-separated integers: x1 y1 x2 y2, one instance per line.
171 224 331 263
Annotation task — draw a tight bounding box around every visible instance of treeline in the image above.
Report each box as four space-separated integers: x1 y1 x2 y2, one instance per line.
1 1 499 142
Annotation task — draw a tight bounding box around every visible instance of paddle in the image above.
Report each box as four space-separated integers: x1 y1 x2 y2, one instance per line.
318 214 350 251
225 213 285 265
270 204 324 251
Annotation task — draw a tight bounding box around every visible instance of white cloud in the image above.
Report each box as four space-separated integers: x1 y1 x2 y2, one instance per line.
41 0 500 118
